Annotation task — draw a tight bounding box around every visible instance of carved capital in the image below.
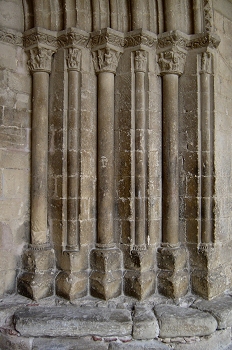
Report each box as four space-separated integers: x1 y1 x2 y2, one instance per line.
91 28 124 50
66 47 81 71
158 48 186 76
134 50 147 73
92 47 121 74
28 47 54 73
200 51 212 74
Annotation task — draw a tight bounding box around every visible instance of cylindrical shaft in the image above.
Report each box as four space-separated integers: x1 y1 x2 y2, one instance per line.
163 0 178 31
31 71 49 245
162 74 179 246
67 70 80 250
193 0 202 33
135 71 146 246
201 72 213 243
131 0 143 30
97 72 115 247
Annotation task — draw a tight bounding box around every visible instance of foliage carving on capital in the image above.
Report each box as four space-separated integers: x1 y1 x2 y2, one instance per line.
158 49 186 76
28 47 54 73
92 48 121 74
134 50 147 73
66 48 81 71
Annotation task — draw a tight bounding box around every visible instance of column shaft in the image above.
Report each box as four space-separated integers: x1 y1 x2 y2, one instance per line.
67 69 80 250
97 72 115 247
193 0 203 33
200 71 213 244
31 71 49 245
135 71 146 247
163 0 177 31
162 73 179 246
131 0 143 30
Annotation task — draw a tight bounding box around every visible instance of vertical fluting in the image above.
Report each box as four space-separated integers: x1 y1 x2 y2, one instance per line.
134 50 147 248
162 74 179 246
200 52 213 244
97 71 115 247
31 71 49 245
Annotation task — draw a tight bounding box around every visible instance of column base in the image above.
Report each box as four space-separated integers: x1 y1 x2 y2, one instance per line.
56 271 88 301
124 248 156 300
157 245 188 299
90 248 122 300
190 245 227 299
17 246 55 300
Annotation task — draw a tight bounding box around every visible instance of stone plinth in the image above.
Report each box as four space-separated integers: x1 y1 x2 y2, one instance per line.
17 246 55 300
157 246 188 299
90 248 123 300
124 247 156 300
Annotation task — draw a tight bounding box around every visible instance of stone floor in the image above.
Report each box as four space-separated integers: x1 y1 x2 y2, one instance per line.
1 292 232 349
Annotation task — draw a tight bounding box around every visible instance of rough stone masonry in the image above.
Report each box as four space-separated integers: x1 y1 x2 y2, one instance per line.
1 0 232 349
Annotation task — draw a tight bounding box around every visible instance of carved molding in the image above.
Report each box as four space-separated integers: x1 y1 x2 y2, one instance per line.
91 31 124 49
200 51 212 74
92 47 121 74
28 47 54 73
134 50 147 73
188 33 220 49
157 31 188 51
124 31 157 49
58 29 89 49
24 30 57 50
203 0 214 33
66 47 81 71
158 49 186 76
0 28 23 46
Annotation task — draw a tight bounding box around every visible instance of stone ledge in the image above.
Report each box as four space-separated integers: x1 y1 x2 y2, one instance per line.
14 306 132 337
154 304 217 338
192 294 232 329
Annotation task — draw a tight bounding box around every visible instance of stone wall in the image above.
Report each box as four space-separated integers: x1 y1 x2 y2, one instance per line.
0 27 31 296
0 0 232 302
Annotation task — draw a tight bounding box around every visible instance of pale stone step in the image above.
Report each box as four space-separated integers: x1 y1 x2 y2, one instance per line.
14 306 132 337
154 304 217 338
32 336 109 350
108 340 170 349
173 329 231 350
132 305 159 340
192 295 232 329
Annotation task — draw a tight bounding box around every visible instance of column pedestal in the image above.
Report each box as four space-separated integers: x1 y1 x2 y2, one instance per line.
157 245 188 299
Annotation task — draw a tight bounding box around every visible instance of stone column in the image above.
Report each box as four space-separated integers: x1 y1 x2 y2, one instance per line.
124 50 155 300
200 51 213 246
193 0 203 33
90 29 123 300
18 45 55 300
157 43 188 299
66 47 81 251
134 50 147 250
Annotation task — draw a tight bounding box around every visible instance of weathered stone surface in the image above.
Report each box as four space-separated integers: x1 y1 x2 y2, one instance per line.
14 306 133 337
174 329 231 350
157 269 189 299
0 333 32 350
109 340 170 349
154 304 217 338
32 336 108 350
192 295 232 329
124 270 156 300
132 305 159 340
